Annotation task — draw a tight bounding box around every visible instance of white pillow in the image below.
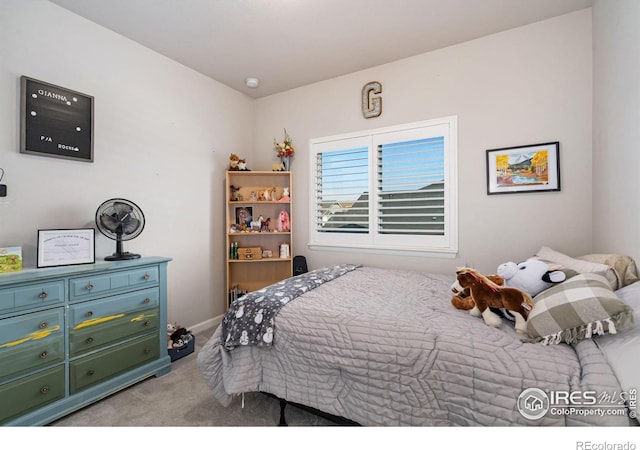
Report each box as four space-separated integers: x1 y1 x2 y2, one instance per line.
536 246 620 290
614 281 640 321
593 281 639 424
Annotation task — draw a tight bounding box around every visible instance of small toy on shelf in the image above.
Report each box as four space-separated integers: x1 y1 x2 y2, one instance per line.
258 189 276 201
277 210 290 232
229 185 241 201
238 159 250 171
250 215 264 231
279 187 290 202
229 153 240 171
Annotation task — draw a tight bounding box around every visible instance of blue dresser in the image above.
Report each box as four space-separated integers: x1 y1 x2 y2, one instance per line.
0 256 172 425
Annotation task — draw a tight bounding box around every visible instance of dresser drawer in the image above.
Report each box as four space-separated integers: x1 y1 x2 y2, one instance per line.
70 333 159 393
0 309 64 350
70 307 159 356
69 287 159 329
0 334 64 382
69 266 159 301
0 281 65 313
0 365 65 424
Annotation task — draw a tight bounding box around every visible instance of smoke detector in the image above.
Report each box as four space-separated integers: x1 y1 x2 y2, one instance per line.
245 77 259 88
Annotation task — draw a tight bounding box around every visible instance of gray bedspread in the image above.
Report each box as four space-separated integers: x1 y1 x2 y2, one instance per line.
197 266 629 426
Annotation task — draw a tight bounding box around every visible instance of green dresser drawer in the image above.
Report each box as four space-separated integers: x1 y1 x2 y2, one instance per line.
69 266 159 301
0 365 65 424
0 309 63 350
70 333 159 394
69 287 159 329
0 280 64 313
70 308 159 356
0 334 64 382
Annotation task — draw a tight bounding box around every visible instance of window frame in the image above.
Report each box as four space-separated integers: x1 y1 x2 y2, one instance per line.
309 116 458 256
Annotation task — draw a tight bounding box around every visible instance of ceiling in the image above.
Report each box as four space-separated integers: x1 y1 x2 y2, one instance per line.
48 0 593 98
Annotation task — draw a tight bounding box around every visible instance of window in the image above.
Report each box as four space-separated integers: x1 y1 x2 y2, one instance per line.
310 117 457 254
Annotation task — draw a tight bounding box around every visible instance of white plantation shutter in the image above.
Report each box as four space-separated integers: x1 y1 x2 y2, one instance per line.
310 117 457 254
376 137 445 236
315 146 369 233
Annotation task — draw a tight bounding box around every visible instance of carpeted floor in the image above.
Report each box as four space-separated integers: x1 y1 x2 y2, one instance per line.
50 329 333 427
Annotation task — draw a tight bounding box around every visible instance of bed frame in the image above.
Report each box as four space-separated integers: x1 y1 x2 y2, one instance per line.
263 393 359 426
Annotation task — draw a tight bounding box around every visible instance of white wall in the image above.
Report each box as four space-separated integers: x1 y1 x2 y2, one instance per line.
592 0 640 262
0 3 600 331
253 10 593 275
0 0 254 329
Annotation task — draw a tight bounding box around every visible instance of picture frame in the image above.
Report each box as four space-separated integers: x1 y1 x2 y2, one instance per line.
486 142 560 195
20 76 94 162
235 206 253 227
37 228 95 268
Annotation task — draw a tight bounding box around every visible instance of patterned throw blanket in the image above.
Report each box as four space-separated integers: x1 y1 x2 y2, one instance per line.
222 264 360 350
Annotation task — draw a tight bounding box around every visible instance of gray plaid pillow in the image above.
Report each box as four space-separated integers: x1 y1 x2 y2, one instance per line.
526 273 634 345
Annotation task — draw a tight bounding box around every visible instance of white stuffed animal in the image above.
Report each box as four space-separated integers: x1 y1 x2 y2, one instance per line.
497 257 567 297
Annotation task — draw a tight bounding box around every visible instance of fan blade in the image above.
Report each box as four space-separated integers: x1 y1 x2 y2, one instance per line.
113 201 134 215
100 214 120 233
121 217 140 235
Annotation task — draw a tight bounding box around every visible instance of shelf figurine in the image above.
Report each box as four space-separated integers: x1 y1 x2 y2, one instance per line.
279 187 290 202
277 210 290 232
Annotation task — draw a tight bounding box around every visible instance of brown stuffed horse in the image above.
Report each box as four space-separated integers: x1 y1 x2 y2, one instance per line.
451 273 504 310
452 268 534 334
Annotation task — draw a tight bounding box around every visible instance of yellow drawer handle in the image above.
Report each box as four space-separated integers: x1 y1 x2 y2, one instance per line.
40 351 49 359
85 337 94 344
40 386 50 395
39 291 48 299
86 283 94 291
87 369 95 376
143 273 150 281
86 311 93 317
143 297 151 304
39 322 48 329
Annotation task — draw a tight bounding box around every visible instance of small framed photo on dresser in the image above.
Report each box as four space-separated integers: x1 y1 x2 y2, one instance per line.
37 228 95 268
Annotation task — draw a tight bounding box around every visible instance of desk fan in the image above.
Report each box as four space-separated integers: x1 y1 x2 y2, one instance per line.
95 198 145 260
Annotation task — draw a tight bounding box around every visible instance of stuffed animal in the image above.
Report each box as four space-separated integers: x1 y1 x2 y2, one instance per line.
497 258 567 297
170 327 189 344
168 325 192 348
277 210 290 232
229 153 240 171
238 159 249 171
453 268 534 334
272 162 285 171
451 273 504 310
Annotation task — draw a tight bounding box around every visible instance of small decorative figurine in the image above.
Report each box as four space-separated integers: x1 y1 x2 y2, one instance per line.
279 187 290 202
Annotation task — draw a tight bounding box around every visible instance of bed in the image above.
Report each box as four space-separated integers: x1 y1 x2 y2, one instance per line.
197 252 639 426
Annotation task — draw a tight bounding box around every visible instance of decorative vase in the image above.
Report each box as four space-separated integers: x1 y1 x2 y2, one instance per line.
281 156 291 171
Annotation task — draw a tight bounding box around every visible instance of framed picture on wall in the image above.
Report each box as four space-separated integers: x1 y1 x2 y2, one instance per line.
486 142 560 195
20 76 94 162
